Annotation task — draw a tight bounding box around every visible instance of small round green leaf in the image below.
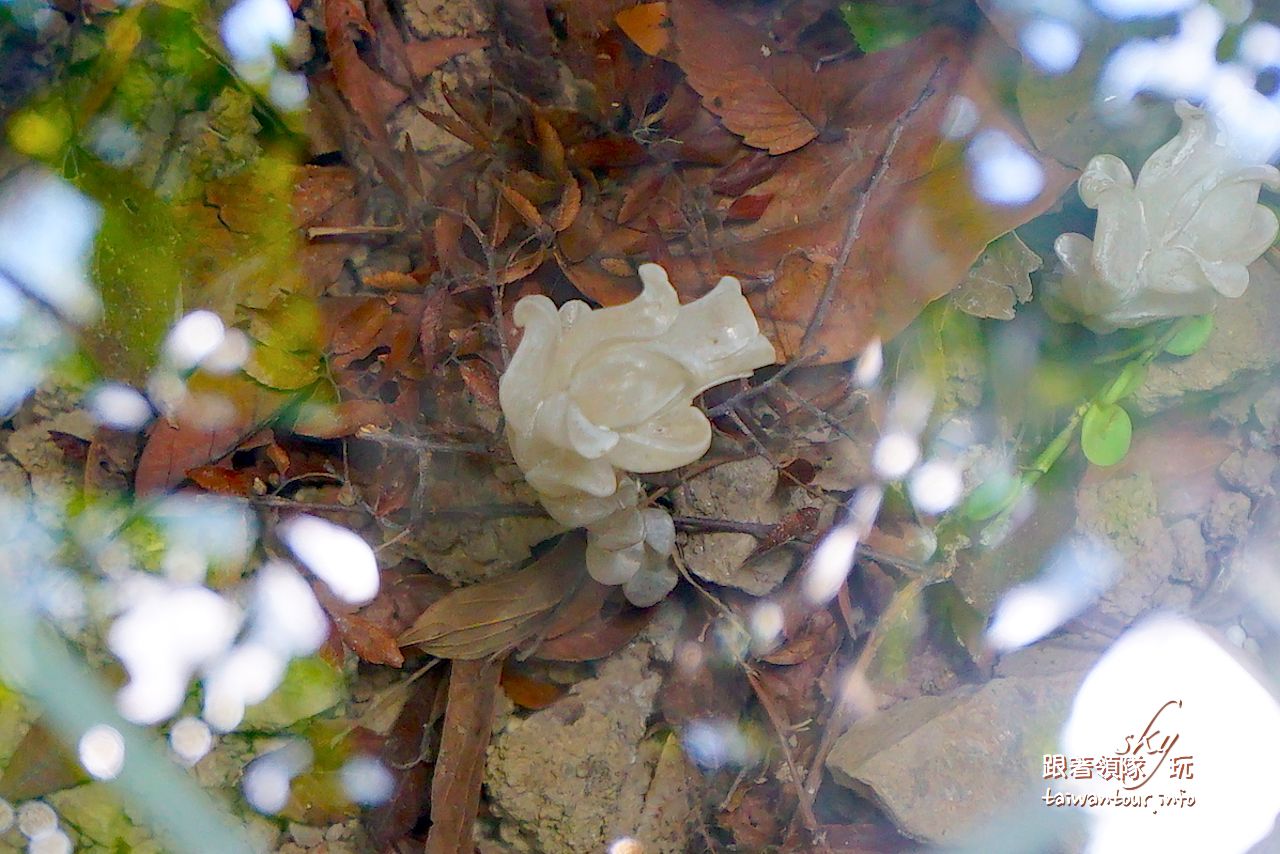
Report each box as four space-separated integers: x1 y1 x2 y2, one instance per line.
1165 314 1214 357
1101 361 1147 405
961 471 1022 521
1081 402 1132 467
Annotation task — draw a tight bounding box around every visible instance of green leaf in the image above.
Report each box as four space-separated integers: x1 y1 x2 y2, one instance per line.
838 2 929 53
962 471 1022 521
1165 314 1214 356
1081 402 1132 467
1100 361 1147 405
870 583 925 681
241 657 345 730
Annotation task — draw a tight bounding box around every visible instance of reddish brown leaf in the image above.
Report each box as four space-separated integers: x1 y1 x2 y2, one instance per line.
500 668 567 710
724 193 774 222
332 610 405 666
498 249 548 285
327 298 393 360
616 2 671 57
368 669 445 845
543 578 610 639
0 722 88 801
533 111 569 181
426 658 501 854
322 0 409 189
135 375 288 494
187 465 260 497
496 181 546 230
47 430 90 464
671 0 825 155
549 178 582 233
532 605 656 661
458 360 500 409
417 286 453 368
711 149 781 195
136 419 249 495
404 36 487 79
362 270 421 291
572 30 1076 364
566 136 649 169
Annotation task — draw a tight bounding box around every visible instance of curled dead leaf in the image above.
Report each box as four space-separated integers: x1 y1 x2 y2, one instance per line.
399 533 586 659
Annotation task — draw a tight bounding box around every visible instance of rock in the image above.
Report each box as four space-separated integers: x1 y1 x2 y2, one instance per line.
486 640 696 853
396 0 494 166
1218 448 1276 499
1255 386 1280 444
1075 473 1190 621
399 457 561 585
48 783 163 852
673 457 798 595
1205 491 1252 544
1132 259 1280 415
826 671 1086 844
6 409 95 507
1168 518 1210 587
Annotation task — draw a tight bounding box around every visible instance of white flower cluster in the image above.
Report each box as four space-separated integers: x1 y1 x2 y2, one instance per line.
1046 101 1280 333
499 263 776 605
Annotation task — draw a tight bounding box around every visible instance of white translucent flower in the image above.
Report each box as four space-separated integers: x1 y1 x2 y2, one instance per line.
499 262 775 605
499 262 776 501
1047 101 1280 333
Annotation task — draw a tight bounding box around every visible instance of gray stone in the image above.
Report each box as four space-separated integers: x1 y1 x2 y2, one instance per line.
826 671 1086 844
673 456 797 595
1132 259 1280 415
1219 448 1277 499
486 641 692 854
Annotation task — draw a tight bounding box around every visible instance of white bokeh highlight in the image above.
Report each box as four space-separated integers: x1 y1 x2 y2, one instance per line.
1062 616 1280 853
968 129 1047 207
281 515 380 605
78 724 125 780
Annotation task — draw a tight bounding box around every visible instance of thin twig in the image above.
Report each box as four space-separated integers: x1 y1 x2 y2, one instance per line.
705 355 817 419
801 578 926 805
777 383 866 444
306 224 405 239
745 667 829 849
246 493 542 519
354 427 496 455
797 59 949 356
672 515 926 573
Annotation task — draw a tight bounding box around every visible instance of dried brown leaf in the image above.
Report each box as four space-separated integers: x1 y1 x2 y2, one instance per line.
426 658 501 854
531 604 656 662
500 668 567 709
671 0 825 155
0 722 88 801
616 2 671 57
496 181 546 230
135 379 280 494
331 610 406 666
549 178 582 233
399 533 586 659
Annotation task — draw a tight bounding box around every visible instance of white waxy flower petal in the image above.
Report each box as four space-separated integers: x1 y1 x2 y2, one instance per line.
1048 101 1280 332
500 263 775 604
586 539 644 586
